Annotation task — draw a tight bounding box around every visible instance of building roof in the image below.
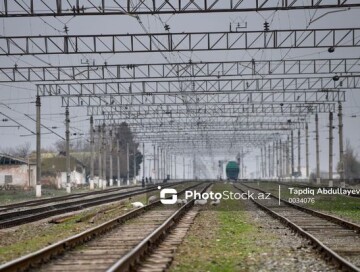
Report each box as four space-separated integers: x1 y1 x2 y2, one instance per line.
0 153 28 165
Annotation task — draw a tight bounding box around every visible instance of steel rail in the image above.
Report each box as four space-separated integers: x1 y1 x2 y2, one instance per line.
0 184 139 212
0 182 205 272
234 183 360 272
107 183 210 272
0 181 185 229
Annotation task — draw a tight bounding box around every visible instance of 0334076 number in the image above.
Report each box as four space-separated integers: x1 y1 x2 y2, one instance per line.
288 198 315 204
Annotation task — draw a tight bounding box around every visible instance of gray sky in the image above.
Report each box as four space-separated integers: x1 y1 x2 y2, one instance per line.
0 5 359 177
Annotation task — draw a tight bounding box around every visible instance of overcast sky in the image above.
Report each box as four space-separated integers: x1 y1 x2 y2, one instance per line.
0 4 359 178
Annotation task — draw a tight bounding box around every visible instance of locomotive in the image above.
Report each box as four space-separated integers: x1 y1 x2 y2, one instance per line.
225 161 240 180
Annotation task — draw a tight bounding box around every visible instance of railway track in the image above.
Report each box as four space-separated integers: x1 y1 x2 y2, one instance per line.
0 182 208 272
246 180 360 198
235 183 360 272
0 182 185 229
0 185 140 212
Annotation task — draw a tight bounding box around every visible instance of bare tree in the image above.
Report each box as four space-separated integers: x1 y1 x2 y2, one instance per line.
337 140 360 180
0 142 32 159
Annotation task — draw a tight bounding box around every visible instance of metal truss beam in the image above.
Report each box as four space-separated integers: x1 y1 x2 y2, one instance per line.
94 120 304 130
60 90 345 107
87 103 336 115
37 77 354 96
2 58 360 82
2 0 360 17
134 133 282 144
98 111 307 120
2 28 360 55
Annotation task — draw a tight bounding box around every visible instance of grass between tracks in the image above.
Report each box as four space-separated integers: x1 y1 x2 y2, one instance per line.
0 182 197 264
171 183 272 272
249 181 360 224
0 188 91 205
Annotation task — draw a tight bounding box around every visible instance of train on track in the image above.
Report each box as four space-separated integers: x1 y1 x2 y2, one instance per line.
225 161 240 180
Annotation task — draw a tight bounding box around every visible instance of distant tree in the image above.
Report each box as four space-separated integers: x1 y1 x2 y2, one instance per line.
113 122 143 180
1 142 32 159
54 139 73 153
337 140 360 180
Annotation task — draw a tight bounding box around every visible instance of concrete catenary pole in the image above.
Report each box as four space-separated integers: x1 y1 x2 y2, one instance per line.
143 143 145 180
98 125 103 189
279 140 283 178
109 129 113 187
157 146 160 181
35 95 42 197
174 155 177 180
338 103 345 187
89 116 95 190
274 141 278 178
65 107 71 193
268 145 271 178
117 140 121 187
264 145 267 178
305 123 309 178
133 144 136 183
102 124 107 189
126 143 129 185
183 156 185 180
286 136 290 177
153 144 156 180
329 112 334 187
291 130 294 176
298 129 301 176
260 147 263 178
315 113 321 184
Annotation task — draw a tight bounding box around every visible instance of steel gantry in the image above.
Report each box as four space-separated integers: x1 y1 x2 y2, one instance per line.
36 77 355 95
58 90 345 107
86 103 337 116
1 0 360 17
2 28 360 55
2 58 360 82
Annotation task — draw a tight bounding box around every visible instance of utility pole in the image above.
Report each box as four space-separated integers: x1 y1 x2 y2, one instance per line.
153 144 156 180
159 148 164 180
157 146 160 181
286 136 290 177
109 129 113 187
65 107 71 193
174 155 177 180
315 113 321 184
305 123 309 178
126 143 129 185
133 144 136 183
329 112 334 187
291 130 294 176
268 145 271 178
260 147 263 179
183 156 185 180
117 140 121 187
98 125 103 189
35 95 41 197
279 140 283 178
264 144 267 178
89 116 94 190
193 153 196 180
298 129 301 176
274 141 278 178
338 103 345 187
102 123 107 189
143 143 145 180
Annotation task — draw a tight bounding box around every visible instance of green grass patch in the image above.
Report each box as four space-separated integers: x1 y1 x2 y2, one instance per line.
171 183 273 272
248 181 360 223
